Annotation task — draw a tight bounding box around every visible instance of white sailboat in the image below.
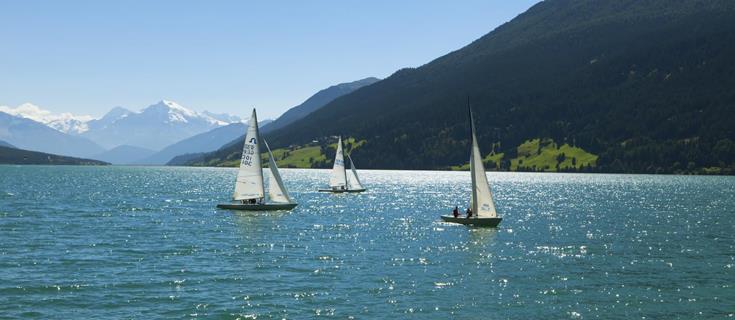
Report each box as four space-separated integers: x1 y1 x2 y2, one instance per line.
441 106 502 227
318 136 366 193
217 109 297 211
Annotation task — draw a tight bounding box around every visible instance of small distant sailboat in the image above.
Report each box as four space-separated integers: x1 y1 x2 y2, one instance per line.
441 105 502 227
217 109 297 211
318 136 366 193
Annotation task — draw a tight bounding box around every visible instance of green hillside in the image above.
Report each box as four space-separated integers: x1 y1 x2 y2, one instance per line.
187 137 365 168
0 146 109 165
448 138 596 172
188 0 735 174
510 139 597 172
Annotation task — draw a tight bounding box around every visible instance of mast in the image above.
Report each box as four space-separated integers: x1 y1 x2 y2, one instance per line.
340 137 347 186
329 136 348 189
468 99 479 217
232 108 265 200
467 98 499 218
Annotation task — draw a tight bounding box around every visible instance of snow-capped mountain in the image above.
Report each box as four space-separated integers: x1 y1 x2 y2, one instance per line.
145 100 227 126
80 100 238 150
86 106 133 132
0 103 94 134
0 111 104 157
1 100 245 154
202 111 243 124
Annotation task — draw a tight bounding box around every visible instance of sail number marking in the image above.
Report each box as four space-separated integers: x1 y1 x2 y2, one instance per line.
241 144 256 166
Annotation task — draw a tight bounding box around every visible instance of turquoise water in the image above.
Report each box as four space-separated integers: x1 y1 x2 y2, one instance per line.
0 166 733 319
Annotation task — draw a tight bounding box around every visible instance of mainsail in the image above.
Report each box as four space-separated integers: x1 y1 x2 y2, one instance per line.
233 109 265 200
469 109 497 218
329 136 347 188
264 140 291 203
346 155 364 190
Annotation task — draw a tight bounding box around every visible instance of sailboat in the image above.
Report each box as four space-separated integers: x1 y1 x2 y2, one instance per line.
318 136 366 193
217 109 298 211
440 106 502 227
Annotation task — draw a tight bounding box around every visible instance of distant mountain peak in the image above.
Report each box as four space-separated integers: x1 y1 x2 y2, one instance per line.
157 100 197 117
81 100 238 150
0 102 94 134
104 106 133 118
202 111 244 124
143 100 227 125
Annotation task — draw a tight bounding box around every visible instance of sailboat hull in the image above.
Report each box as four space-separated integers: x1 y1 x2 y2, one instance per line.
318 188 366 193
217 203 298 211
440 215 502 227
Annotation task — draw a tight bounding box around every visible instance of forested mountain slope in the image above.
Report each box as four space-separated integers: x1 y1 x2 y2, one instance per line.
198 0 735 174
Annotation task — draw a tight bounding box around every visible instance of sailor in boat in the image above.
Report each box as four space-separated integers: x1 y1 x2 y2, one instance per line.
466 207 473 218
452 206 460 218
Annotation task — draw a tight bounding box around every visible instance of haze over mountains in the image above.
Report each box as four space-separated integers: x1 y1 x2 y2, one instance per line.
0 103 93 134
137 123 246 165
92 145 156 165
0 100 246 163
0 111 104 158
168 77 380 165
79 100 240 150
0 76 375 164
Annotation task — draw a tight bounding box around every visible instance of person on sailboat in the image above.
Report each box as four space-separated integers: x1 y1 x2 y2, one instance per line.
452 206 459 218
466 207 473 218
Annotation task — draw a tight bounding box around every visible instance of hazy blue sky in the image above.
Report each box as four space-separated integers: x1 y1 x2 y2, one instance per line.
0 0 538 119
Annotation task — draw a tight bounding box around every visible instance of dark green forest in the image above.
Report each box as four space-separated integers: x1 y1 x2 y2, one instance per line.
187 0 735 174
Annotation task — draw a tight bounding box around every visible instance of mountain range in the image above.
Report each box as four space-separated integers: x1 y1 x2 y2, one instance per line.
79 100 238 150
1 79 370 165
167 77 379 165
238 0 733 174
0 103 93 134
0 100 247 162
0 111 104 158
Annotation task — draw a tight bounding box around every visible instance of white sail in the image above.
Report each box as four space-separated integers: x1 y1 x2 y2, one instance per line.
469 111 497 218
346 155 364 190
329 136 347 189
233 109 265 201
264 140 291 203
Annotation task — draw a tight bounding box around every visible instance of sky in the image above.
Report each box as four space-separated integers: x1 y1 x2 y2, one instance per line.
0 0 539 119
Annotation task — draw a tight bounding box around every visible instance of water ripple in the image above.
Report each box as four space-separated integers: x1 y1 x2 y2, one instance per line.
0 166 733 318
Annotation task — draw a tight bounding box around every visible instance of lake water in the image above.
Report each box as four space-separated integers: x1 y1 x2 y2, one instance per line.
0 166 733 319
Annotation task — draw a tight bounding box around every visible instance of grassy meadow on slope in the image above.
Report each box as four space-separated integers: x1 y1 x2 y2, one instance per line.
191 138 366 168
449 138 597 172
